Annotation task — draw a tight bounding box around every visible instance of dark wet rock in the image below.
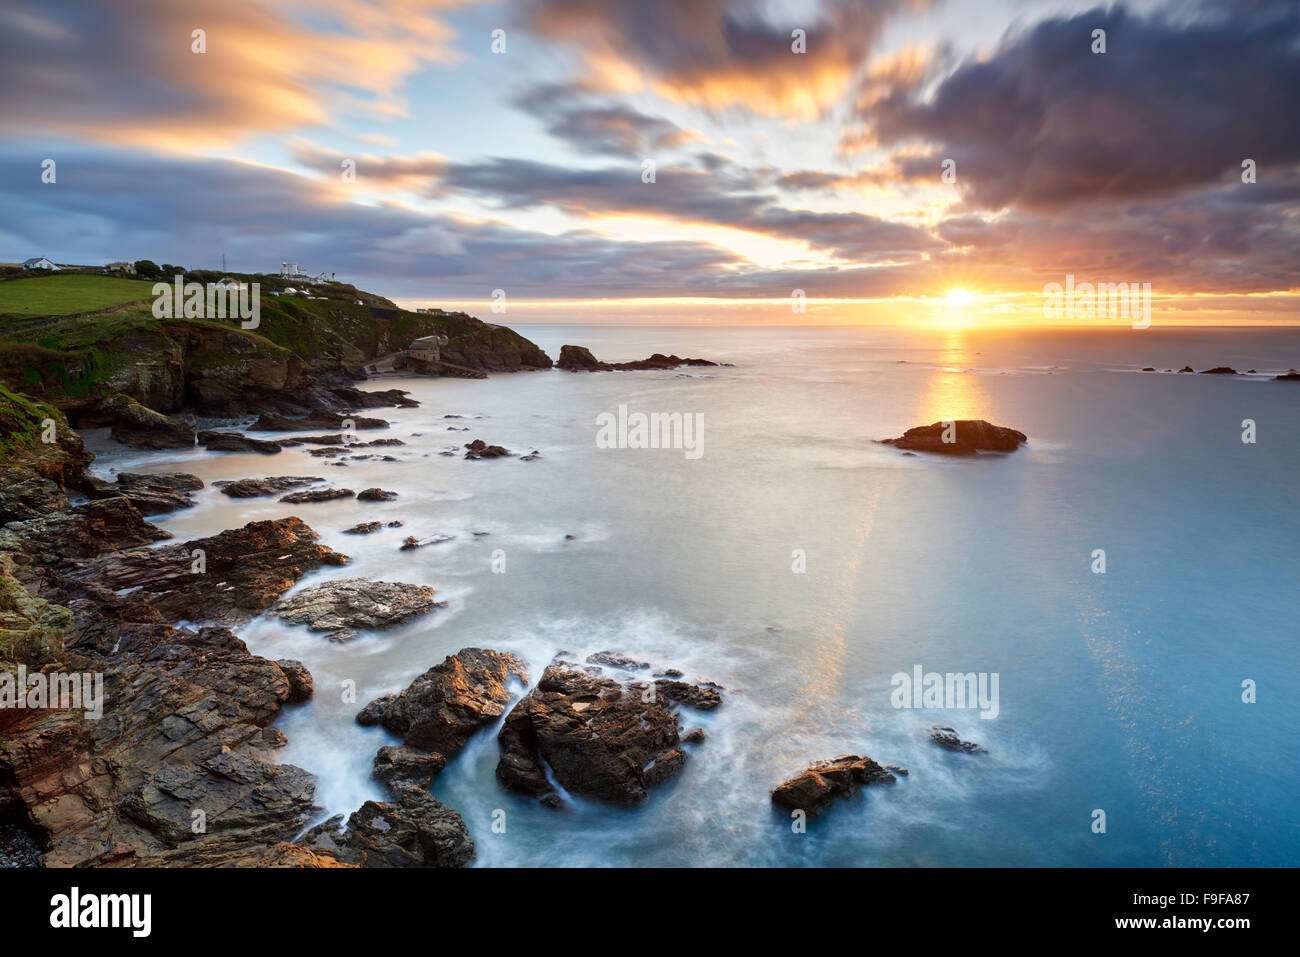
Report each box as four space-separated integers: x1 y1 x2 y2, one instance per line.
279 487 355 504
400 534 454 550
270 577 440 640
655 678 723 711
252 410 388 432
87 472 203 516
771 755 898 817
198 430 282 454
215 476 325 498
361 648 529 756
0 623 321 866
464 439 511 459
344 521 383 535
276 659 314 703
520 450 542 461
929 725 987 753
682 728 707 744
496 663 719 807
880 419 1027 456
586 651 650 670
387 521 404 528
1275 369 1300 381
1141 367 1155 372
39 517 348 630
1178 365 1195 373
0 496 170 562
1199 366 1238 375
103 393 196 449
373 745 445 788
331 387 418 409
357 487 398 501
557 345 722 372
300 784 472 868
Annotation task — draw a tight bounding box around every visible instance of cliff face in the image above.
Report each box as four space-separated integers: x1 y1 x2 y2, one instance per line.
0 293 553 423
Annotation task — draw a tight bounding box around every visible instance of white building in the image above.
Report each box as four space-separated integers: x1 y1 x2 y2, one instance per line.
23 257 59 271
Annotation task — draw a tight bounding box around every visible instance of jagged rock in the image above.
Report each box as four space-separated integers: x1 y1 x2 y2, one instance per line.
373 745 446 788
329 785 473 868
880 420 1027 456
198 430 282 454
270 577 440 640
0 468 69 524
344 521 383 534
929 726 987 753
360 648 529 755
30 517 348 633
771 755 898 817
1276 369 1300 381
279 487 355 504
556 345 720 372
586 651 650 670
1200 366 1238 375
654 678 723 711
357 488 398 501
1178 365 1195 373
464 439 511 459
0 496 170 562
215 476 324 497
683 728 706 744
496 663 719 807
87 472 203 516
0 624 321 866
276 659 314 703
103 393 196 449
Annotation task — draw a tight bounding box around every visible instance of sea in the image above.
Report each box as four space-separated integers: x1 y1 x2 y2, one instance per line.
85 325 1300 867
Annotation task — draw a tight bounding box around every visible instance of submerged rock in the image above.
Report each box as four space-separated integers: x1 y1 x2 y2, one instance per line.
1276 369 1300 381
252 410 388 431
198 430 282 454
496 663 720 807
344 521 383 535
928 725 987 753
357 487 398 501
270 577 441 641
771 755 899 817
279 487 355 504
1199 366 1238 375
215 476 324 497
880 419 1027 456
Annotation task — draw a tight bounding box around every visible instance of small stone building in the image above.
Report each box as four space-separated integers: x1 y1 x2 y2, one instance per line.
409 335 446 362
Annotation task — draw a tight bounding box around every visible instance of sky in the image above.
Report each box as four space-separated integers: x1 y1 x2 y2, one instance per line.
1 0 1297 325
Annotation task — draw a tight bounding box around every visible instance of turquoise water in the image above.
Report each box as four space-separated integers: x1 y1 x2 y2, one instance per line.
98 325 1300 866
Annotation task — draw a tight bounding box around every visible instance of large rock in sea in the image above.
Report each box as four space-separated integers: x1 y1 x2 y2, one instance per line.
495 661 721 807
881 419 1027 456
270 577 440 641
771 755 899 817
358 647 529 754
556 344 720 372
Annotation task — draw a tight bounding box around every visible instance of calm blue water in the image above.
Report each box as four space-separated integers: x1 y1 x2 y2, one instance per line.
96 325 1300 866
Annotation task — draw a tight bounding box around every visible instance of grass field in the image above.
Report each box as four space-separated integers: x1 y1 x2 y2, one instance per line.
0 274 156 318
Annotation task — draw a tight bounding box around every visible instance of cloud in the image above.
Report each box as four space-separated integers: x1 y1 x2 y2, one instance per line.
514 84 700 157
854 4 1300 210
0 0 462 150
521 0 925 118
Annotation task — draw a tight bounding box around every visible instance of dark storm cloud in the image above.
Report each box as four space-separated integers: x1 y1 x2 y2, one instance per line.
859 4 1300 210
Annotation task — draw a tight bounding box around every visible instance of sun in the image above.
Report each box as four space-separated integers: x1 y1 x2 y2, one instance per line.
946 288 973 306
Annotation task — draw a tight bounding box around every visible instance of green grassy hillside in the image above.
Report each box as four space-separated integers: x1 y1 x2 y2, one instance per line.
0 274 156 319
